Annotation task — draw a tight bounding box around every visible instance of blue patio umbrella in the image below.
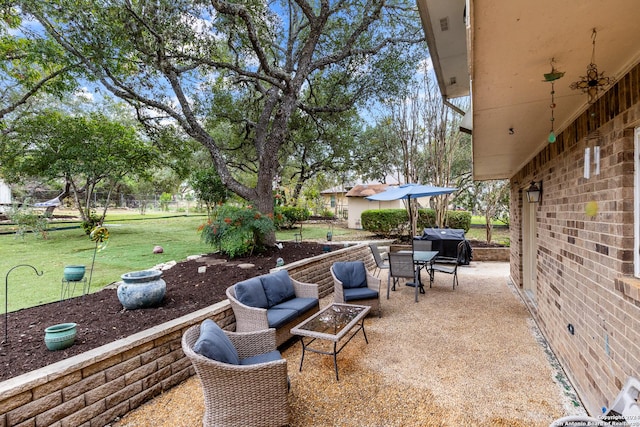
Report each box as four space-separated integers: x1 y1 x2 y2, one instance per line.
365 183 457 236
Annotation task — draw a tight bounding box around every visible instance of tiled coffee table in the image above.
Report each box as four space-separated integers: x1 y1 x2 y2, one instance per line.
290 303 370 381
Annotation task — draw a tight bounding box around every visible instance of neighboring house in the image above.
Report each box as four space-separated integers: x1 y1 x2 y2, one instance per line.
345 183 404 229
319 186 349 219
321 175 403 226
419 0 640 415
0 179 11 213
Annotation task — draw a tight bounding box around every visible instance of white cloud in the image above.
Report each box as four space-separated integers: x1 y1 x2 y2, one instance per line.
74 87 94 102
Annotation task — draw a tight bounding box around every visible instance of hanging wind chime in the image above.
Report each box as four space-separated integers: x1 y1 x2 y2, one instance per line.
570 28 612 103
543 59 564 143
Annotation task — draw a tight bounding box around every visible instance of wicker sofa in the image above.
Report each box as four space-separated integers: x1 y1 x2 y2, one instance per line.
182 322 289 427
226 269 320 347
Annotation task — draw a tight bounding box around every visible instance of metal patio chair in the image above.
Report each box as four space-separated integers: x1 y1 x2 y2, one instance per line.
369 243 389 277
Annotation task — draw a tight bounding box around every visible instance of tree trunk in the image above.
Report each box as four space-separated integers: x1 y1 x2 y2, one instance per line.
485 213 494 244
44 181 71 216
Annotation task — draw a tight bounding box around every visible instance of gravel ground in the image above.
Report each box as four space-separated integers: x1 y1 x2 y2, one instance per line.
112 262 583 427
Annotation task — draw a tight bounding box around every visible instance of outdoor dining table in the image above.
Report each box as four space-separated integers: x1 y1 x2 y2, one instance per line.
398 250 439 301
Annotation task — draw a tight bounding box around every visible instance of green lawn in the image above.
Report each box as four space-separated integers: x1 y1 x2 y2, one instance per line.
0 213 372 312
465 225 510 245
0 214 216 312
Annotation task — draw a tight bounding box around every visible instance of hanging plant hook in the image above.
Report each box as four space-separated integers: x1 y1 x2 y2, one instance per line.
3 264 43 344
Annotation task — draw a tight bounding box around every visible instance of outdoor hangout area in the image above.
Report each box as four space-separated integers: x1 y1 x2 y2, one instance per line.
5 2 640 425
112 259 584 427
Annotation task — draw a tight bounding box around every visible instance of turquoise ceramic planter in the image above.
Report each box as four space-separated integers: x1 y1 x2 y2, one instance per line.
118 270 166 310
63 265 85 281
44 323 77 351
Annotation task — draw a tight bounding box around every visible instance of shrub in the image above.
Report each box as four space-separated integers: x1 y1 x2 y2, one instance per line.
159 192 172 211
6 200 49 239
275 206 310 229
416 209 472 233
320 209 335 218
199 204 275 258
362 208 472 238
446 210 472 231
361 209 408 237
81 211 102 235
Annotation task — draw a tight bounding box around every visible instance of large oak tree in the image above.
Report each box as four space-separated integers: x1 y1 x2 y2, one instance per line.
15 0 424 244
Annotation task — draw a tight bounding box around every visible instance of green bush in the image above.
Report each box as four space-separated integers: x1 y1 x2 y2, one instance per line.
320 209 335 218
6 201 49 239
416 209 471 233
362 208 472 238
361 209 408 237
446 210 472 231
81 211 102 235
199 204 275 258
275 206 310 229
159 192 172 211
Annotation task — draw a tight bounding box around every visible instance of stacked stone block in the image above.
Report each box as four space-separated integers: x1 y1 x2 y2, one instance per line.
0 244 372 427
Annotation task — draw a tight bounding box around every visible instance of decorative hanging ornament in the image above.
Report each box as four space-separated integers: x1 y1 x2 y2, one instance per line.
570 28 612 103
543 59 564 143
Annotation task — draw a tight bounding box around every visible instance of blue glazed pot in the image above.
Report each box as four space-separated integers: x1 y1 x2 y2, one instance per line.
63 265 85 281
118 270 166 310
44 323 77 351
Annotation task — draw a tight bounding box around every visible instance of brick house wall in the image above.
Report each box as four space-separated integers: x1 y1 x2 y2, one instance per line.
510 62 640 415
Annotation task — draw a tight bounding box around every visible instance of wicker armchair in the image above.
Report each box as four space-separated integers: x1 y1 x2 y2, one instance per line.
182 325 289 427
226 275 319 347
330 261 381 317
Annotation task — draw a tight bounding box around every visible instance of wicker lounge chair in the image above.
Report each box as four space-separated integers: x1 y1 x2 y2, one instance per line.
182 324 289 427
330 261 381 317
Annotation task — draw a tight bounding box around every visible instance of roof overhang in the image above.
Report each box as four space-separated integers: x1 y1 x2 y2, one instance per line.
417 0 640 181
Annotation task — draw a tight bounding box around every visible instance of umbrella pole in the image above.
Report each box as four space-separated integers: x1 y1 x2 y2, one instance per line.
408 196 414 239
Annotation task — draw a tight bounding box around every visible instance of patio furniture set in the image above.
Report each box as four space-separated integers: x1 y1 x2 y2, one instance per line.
181 242 466 426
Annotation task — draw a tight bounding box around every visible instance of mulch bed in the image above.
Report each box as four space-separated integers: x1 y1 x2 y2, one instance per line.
0 242 336 382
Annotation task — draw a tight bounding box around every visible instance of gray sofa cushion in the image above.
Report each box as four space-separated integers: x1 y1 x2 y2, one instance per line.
240 350 283 365
267 308 299 329
344 287 378 302
271 297 318 316
234 277 269 309
333 261 367 289
261 270 295 307
193 319 240 365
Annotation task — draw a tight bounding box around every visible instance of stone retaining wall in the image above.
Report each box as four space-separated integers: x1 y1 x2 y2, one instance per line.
0 244 373 427
471 247 510 262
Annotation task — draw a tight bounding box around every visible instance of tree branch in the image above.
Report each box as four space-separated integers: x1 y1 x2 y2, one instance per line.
0 64 77 119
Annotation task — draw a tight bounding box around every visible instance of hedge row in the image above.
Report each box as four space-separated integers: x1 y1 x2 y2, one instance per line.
361 208 471 237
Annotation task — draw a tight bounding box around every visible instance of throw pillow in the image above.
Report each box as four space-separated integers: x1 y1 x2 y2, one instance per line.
234 277 269 308
332 261 367 289
261 270 295 307
193 319 240 364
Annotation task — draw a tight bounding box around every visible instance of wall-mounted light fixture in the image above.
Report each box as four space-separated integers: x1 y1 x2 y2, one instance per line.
526 181 542 203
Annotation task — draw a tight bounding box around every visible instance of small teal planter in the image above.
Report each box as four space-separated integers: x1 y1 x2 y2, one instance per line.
63 265 85 282
44 323 77 351
118 270 166 310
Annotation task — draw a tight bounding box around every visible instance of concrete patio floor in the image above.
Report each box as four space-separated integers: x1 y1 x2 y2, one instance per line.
113 261 586 427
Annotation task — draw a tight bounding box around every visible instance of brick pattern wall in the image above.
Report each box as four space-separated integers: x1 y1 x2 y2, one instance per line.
0 244 373 427
510 62 640 414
